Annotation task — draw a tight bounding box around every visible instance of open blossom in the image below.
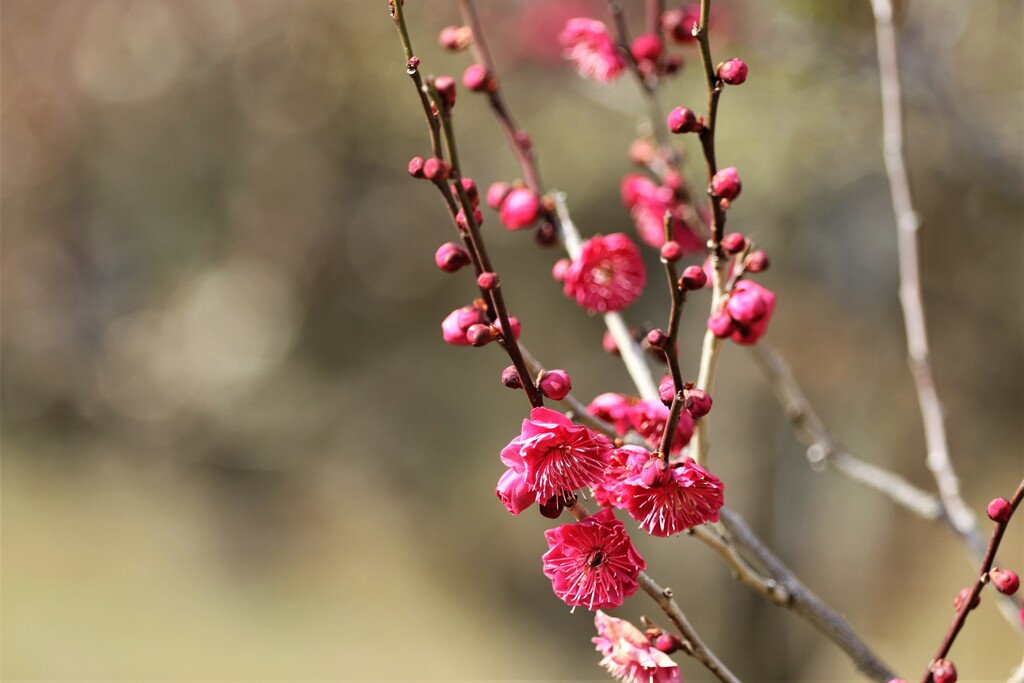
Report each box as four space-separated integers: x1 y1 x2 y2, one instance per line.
708 280 776 345
501 407 612 502
543 508 645 610
620 174 703 251
559 18 626 83
560 234 646 313
624 457 724 536
628 399 694 454
593 445 651 509
593 611 681 683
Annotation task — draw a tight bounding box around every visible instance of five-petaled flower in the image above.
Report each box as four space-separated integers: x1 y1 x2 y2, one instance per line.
543 508 646 610
558 233 647 313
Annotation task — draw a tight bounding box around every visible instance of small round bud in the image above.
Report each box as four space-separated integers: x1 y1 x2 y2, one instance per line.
534 221 558 247
462 63 497 93
406 55 419 70
660 240 683 262
456 208 483 230
991 567 1020 595
423 157 451 182
552 258 571 282
667 106 700 134
539 496 564 519
433 75 457 109
438 25 472 51
501 365 522 389
661 6 700 44
466 323 496 347
683 387 713 418
486 182 512 210
407 156 426 178
717 58 748 85
680 264 708 290
930 659 957 683
654 633 682 654
499 188 541 230
721 232 747 255
435 242 471 273
708 311 735 338
953 587 980 612
711 166 742 201
631 34 663 63
745 249 770 273
646 328 668 349
496 315 521 340
538 369 572 401
658 375 675 405
454 177 479 206
477 271 499 290
987 497 1012 523
602 330 620 356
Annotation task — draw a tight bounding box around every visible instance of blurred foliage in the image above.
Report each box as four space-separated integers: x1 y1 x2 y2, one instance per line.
2 0 1021 680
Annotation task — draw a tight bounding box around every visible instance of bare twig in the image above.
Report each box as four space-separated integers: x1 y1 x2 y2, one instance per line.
691 525 789 605
867 0 976 540
719 507 897 682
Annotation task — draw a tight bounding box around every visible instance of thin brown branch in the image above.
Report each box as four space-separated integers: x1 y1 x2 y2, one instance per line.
920 479 1024 683
719 507 897 682
691 525 789 605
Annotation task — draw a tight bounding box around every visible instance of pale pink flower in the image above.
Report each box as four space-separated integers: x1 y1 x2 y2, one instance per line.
593 610 682 683
624 457 724 536
628 399 694 454
593 445 650 509
559 18 627 83
501 407 612 502
561 234 646 313
542 508 646 610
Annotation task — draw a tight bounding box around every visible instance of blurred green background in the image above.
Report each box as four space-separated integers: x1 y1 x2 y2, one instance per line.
2 0 1021 680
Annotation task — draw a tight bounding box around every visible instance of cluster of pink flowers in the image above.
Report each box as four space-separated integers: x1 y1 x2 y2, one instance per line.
620 174 704 251
588 393 693 454
553 233 647 313
593 611 681 683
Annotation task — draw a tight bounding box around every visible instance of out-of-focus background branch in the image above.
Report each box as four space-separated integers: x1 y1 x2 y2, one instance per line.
2 1 1021 680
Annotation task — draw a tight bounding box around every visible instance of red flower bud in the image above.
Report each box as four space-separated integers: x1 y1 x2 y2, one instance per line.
953 586 980 612
717 58 748 85
745 249 770 273
658 375 675 405
711 167 742 201
438 25 472 51
499 188 541 230
679 264 708 290
640 458 669 487
552 258 571 282
407 156 426 178
539 495 564 519
423 157 451 182
930 659 957 683
991 567 1020 595
534 221 558 247
538 369 572 401
667 106 700 134
646 328 668 349
463 63 497 93
434 242 471 273
487 182 512 210
631 34 663 63
660 240 683 262
501 365 522 389
477 272 499 290
454 177 479 207
708 311 735 338
987 497 1012 523
466 323 496 347
661 6 701 44
721 232 747 255
683 387 712 418
456 208 483 230
602 330 620 356
433 75 457 109
654 633 682 654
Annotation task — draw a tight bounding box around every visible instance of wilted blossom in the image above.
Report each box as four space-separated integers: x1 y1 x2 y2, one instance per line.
559 233 646 313
542 508 645 610
592 610 681 683
620 174 703 251
559 18 627 83
593 445 651 509
624 457 724 536
500 407 612 503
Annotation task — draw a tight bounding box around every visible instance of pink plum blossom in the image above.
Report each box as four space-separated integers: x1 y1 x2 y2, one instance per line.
561 234 647 313
593 610 681 683
542 508 645 610
623 457 724 536
559 18 627 83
